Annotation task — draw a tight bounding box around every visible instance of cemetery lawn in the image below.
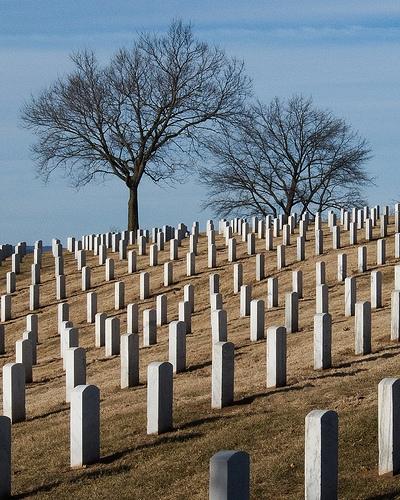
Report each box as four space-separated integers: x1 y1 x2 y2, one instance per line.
2 221 400 499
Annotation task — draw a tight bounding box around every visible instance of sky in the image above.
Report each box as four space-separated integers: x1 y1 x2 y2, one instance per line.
0 1 399 244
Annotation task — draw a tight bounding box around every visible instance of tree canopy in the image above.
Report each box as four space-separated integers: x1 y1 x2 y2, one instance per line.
22 20 251 230
201 95 372 218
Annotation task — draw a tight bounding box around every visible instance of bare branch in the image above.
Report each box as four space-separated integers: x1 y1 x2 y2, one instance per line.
200 95 372 218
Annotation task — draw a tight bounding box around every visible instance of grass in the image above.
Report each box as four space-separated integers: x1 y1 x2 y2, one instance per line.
1 218 400 498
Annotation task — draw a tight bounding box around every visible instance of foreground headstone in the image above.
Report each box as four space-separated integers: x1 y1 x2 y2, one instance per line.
120 333 139 388
138 235 147 256
81 266 91 291
355 301 371 355
358 245 367 273
378 378 400 476
212 341 234 408
247 233 255 255
105 317 120 356
233 263 243 294
266 228 274 250
11 254 20 274
105 258 114 281
377 238 386 266
184 284 195 313
305 409 338 500
211 309 228 343
31 264 40 285
114 281 125 310
0 294 11 322
255 253 265 281
149 244 158 266
15 339 33 383
240 285 252 317
70 385 100 467
156 294 168 326
65 347 86 403
285 292 299 333
396 234 400 259
266 326 286 388
391 291 400 341
99 244 107 265
128 250 136 273
77 250 86 271
209 450 250 500
314 313 332 370
169 321 186 373
95 312 107 347
62 327 79 369
170 239 178 260
6 272 16 294
26 313 38 344
3 363 25 423
292 270 303 299
228 238 236 262
186 252 196 276
297 236 305 261
349 222 357 245
332 225 340 249
56 274 66 300
345 276 357 317
29 284 40 311
0 325 4 355
371 270 382 309
58 302 69 334
315 229 323 256
210 293 223 312
277 244 286 270
127 303 138 334
0 416 11 497
250 299 265 341
316 284 329 314
209 273 219 295
315 261 326 286
140 272 150 300
87 292 97 323
143 309 157 346
337 253 347 282
178 300 192 334
267 277 278 308
163 261 173 287
147 362 173 434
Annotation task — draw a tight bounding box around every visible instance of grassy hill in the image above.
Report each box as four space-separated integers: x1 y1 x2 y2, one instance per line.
1 218 400 499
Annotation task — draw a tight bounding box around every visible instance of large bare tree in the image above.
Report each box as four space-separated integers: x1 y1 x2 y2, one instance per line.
21 20 250 230
201 95 372 218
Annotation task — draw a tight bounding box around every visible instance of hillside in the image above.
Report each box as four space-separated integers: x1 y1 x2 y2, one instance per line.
1 216 400 499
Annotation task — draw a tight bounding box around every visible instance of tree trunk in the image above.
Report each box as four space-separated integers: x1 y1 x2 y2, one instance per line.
128 184 139 232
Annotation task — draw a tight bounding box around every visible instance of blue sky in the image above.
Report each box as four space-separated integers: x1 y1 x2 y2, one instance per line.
0 1 399 244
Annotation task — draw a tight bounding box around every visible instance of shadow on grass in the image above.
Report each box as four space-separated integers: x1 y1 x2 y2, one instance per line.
27 404 69 422
310 368 367 380
337 347 400 369
13 479 63 498
33 373 65 385
100 431 202 464
186 360 212 372
14 464 132 498
233 383 314 406
365 491 400 500
178 414 234 431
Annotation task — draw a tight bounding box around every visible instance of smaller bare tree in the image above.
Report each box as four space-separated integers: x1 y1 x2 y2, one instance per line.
21 20 251 231
201 95 372 218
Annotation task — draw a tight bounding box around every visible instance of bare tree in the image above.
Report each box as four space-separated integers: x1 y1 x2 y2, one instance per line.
21 20 250 231
201 95 372 218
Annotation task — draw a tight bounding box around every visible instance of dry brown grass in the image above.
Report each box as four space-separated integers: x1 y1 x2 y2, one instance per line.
2 219 400 499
